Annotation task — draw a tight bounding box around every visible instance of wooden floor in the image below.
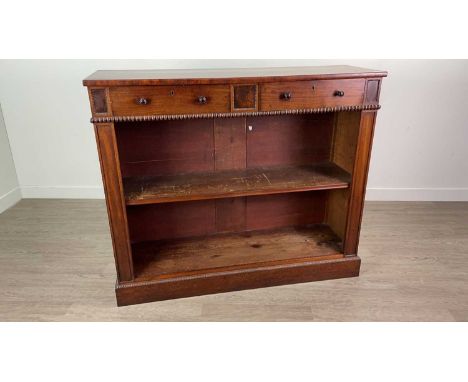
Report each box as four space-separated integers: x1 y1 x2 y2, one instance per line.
0 199 467 321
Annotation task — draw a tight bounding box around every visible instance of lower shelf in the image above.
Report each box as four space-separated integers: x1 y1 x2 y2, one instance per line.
115 225 361 306
133 224 343 279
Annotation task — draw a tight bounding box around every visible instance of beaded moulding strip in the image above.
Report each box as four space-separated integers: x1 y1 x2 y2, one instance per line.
90 104 381 123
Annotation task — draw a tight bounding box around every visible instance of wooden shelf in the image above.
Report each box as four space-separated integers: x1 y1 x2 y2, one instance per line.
124 163 350 205
132 224 344 281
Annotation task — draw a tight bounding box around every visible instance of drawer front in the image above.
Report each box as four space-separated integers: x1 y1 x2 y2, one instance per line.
259 79 366 111
110 85 231 116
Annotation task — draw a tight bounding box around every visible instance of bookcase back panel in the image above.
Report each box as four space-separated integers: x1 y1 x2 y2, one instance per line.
116 113 336 179
127 199 216 243
246 192 326 231
214 117 247 171
116 119 214 178
246 114 334 168
126 191 327 243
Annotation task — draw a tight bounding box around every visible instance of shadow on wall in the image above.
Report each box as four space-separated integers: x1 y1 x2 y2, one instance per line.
0 103 21 213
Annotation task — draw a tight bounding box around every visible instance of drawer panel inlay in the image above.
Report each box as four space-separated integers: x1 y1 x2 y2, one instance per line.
231 84 258 111
90 88 108 114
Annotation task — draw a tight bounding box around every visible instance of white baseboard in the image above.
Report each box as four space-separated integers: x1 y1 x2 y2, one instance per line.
0 187 22 213
15 186 468 202
366 187 468 201
20 186 104 199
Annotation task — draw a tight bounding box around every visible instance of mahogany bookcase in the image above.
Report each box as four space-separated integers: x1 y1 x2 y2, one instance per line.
84 66 387 306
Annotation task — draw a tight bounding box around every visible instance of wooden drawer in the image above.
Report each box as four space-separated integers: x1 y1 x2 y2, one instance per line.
109 85 231 116
259 79 366 111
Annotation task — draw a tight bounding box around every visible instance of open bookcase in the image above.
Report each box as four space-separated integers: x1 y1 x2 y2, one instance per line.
84 66 386 306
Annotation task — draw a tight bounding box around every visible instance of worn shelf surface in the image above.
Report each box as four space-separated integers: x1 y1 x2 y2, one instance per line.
124 163 350 205
132 224 343 281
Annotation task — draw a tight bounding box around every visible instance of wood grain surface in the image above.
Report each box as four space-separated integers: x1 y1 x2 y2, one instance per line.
259 79 365 111
116 119 214 178
126 192 327 243
132 225 343 280
124 163 350 205
110 85 231 116
94 124 134 281
83 66 388 86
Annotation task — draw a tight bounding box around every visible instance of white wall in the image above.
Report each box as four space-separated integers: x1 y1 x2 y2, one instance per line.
0 60 467 201
0 103 21 213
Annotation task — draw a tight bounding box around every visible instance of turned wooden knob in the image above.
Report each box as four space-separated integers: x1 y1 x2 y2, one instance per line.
198 96 208 104
334 90 345 97
281 92 292 100
136 97 150 105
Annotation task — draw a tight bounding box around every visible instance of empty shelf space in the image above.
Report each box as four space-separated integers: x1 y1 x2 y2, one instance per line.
124 162 350 205
132 224 344 281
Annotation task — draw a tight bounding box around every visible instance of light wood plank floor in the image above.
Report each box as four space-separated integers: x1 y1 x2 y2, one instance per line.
0 200 467 321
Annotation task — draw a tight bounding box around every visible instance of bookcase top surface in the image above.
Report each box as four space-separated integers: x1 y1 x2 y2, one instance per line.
83 65 387 86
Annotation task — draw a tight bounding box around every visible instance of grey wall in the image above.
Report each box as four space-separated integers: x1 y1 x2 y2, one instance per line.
0 103 21 213
0 59 467 201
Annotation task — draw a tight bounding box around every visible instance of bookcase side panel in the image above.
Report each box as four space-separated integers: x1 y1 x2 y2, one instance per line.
343 111 377 255
94 123 134 281
326 111 361 242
